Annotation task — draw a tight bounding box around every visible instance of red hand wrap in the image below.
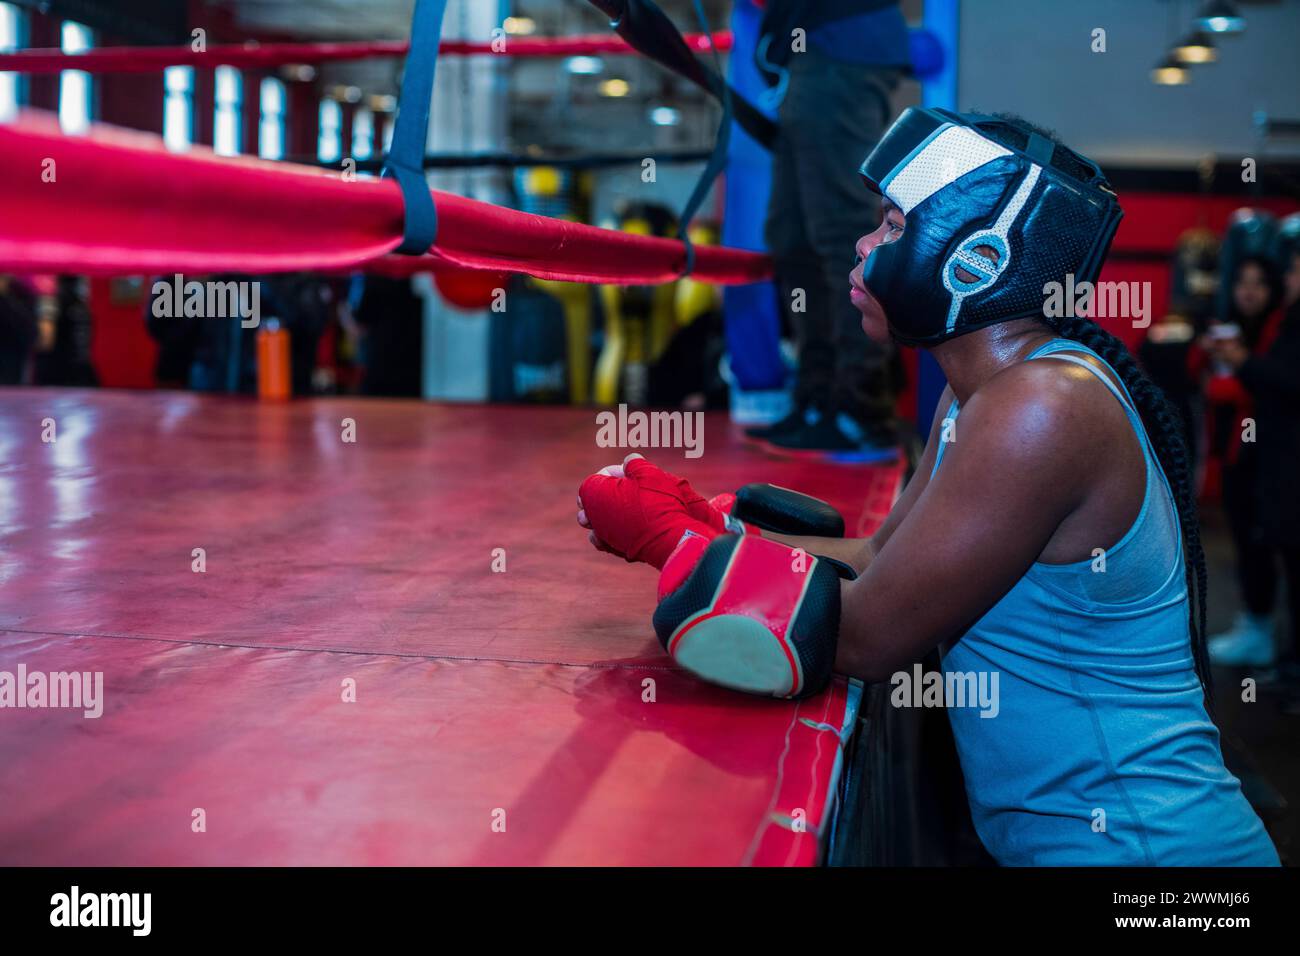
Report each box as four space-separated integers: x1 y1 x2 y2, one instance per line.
578 458 728 570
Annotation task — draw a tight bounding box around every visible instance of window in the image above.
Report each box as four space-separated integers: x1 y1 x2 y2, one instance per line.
162 66 194 152
59 20 93 134
213 65 241 156
317 98 341 162
351 107 373 161
0 3 24 122
259 77 286 159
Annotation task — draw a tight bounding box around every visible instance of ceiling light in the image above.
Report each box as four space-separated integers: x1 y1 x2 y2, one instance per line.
598 78 630 97
503 17 536 36
1151 55 1190 85
565 56 604 75
1174 30 1217 63
1195 1 1245 34
649 106 681 126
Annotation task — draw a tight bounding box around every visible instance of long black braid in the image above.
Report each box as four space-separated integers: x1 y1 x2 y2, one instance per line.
980 114 1214 705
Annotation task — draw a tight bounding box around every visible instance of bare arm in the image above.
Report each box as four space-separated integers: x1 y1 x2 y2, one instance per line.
763 530 874 570
833 370 1094 681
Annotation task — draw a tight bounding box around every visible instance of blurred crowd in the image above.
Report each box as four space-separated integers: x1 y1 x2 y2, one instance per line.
0 272 425 397
1141 210 1300 676
0 274 96 388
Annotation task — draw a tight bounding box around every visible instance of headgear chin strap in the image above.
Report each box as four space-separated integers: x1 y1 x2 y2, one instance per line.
859 107 1123 347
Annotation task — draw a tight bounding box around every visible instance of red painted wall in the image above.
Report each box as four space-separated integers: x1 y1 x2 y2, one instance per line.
1097 193 1299 351
88 278 157 389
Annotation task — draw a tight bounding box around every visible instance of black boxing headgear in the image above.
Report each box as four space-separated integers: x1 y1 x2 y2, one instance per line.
859 108 1123 347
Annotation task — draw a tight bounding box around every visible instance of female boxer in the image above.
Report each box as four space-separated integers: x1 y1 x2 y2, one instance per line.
577 109 1279 865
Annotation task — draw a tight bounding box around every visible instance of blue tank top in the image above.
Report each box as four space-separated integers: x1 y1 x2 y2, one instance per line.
932 339 1279 865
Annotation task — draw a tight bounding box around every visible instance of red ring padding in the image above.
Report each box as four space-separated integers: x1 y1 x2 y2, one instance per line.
0 32 734 74
0 114 770 286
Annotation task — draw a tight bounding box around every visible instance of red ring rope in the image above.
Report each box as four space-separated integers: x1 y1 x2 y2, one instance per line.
0 114 770 285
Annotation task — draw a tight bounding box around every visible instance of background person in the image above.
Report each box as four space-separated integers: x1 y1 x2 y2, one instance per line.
1205 247 1300 672
0 274 38 385
34 275 97 388
747 0 909 460
1198 255 1289 666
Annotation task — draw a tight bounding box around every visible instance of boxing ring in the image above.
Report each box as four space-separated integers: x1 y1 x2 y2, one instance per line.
0 392 900 865
0 4 906 866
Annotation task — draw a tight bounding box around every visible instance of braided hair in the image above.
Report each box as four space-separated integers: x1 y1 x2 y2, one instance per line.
980 115 1214 704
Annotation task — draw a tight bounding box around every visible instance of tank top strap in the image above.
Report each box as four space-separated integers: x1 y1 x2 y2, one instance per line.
929 338 1153 478
1025 338 1139 416
930 397 961 476
1023 338 1162 465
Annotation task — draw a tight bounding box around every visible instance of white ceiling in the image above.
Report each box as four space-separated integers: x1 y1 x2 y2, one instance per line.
959 0 1300 163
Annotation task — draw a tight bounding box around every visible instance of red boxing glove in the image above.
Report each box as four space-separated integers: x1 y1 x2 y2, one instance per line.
653 532 842 698
579 457 733 570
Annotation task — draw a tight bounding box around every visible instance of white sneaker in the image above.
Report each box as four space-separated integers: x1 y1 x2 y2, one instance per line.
1208 612 1277 667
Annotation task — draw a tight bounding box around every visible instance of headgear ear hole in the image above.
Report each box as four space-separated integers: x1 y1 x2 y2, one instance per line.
954 245 999 286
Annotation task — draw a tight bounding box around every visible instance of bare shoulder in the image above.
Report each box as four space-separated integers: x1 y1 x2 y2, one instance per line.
953 357 1130 485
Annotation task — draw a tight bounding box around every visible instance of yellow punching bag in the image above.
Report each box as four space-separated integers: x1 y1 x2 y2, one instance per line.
674 223 721 331
533 277 594 404
595 217 655 405
520 169 597 405
594 282 625 406
594 215 686 405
